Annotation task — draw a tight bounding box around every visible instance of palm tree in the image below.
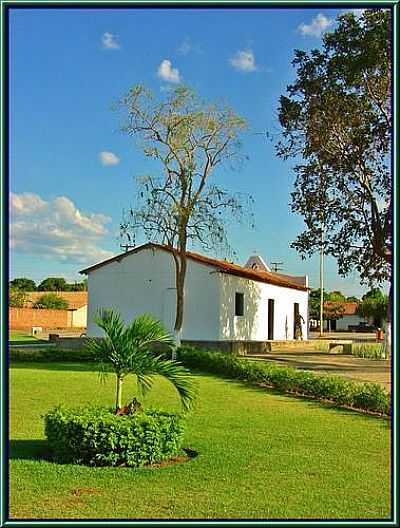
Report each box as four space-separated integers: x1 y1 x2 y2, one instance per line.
85 309 196 412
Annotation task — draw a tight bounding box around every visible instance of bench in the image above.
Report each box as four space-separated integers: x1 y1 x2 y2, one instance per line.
328 341 353 355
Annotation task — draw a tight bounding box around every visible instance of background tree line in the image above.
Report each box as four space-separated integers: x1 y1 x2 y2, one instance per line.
9 277 87 310
309 288 389 329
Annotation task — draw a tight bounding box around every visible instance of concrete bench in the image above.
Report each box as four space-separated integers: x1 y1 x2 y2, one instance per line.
329 341 353 355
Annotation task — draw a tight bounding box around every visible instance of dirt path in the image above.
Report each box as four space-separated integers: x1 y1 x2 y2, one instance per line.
247 350 391 391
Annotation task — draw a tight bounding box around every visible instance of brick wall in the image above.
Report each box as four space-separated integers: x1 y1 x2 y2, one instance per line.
9 307 72 330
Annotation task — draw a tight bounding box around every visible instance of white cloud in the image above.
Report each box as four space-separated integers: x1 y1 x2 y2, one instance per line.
101 32 120 50
99 151 120 166
10 192 114 265
157 59 181 83
298 13 334 37
229 49 258 72
177 38 192 55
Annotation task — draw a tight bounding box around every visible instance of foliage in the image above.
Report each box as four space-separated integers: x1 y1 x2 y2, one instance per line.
44 405 185 467
9 288 29 308
118 85 253 335
32 293 69 310
309 288 346 320
346 296 359 302
38 277 69 291
352 343 387 360
357 289 389 327
37 277 87 291
9 278 36 291
9 346 95 362
276 10 391 285
178 347 390 415
85 309 196 411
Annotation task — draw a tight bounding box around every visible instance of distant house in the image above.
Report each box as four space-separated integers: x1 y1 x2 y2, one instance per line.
323 301 368 331
80 242 309 344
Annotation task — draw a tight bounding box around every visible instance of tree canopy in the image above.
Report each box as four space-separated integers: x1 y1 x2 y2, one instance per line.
357 288 388 327
37 277 87 291
9 278 37 291
276 9 391 286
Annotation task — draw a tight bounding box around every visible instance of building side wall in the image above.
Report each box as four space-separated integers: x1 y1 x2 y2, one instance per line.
71 305 87 327
218 274 308 341
87 248 220 340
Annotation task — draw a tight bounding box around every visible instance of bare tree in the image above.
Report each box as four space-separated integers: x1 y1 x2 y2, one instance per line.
119 85 253 345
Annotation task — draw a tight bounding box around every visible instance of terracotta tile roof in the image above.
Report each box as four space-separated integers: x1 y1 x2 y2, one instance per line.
324 301 359 315
26 292 87 310
80 242 308 292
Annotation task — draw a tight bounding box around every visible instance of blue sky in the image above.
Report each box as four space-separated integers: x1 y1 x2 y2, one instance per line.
9 6 374 296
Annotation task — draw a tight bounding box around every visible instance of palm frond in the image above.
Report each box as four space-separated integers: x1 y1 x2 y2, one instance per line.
126 314 175 351
136 373 154 399
137 354 197 411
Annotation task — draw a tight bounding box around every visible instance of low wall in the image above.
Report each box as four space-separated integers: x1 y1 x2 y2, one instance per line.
9 308 72 330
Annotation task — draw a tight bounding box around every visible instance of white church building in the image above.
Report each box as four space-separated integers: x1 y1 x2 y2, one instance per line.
80 243 309 346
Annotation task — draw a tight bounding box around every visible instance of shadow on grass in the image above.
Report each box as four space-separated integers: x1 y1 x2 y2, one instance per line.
9 439 50 462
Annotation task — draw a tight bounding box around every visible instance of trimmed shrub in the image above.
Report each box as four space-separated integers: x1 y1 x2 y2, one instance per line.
44 406 185 467
177 347 390 415
10 347 95 362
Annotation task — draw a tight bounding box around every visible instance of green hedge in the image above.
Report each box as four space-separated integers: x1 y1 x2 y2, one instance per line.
10 347 95 362
177 347 390 416
44 406 185 467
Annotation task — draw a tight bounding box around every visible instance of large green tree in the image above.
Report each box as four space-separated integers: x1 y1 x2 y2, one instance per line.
276 9 391 285
9 278 36 291
357 288 388 328
38 277 69 291
119 85 252 345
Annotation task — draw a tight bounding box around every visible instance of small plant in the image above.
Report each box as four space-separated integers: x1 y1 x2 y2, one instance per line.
32 293 69 310
85 309 196 412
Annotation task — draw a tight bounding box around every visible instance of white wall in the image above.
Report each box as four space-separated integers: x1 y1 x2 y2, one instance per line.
71 305 87 327
335 314 367 331
218 273 308 341
87 247 220 340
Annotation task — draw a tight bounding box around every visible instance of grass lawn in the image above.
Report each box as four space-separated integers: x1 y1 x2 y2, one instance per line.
9 331 48 344
9 362 391 520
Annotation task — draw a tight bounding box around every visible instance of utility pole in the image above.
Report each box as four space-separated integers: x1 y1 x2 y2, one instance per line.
271 262 284 273
319 224 325 337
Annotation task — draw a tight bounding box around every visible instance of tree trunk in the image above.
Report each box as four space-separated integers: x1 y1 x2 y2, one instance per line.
171 240 187 360
383 284 392 359
115 375 123 412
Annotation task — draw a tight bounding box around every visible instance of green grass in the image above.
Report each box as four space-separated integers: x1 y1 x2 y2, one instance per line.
10 362 391 520
9 331 48 344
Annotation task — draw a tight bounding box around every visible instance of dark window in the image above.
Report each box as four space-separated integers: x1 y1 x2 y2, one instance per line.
235 292 244 316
